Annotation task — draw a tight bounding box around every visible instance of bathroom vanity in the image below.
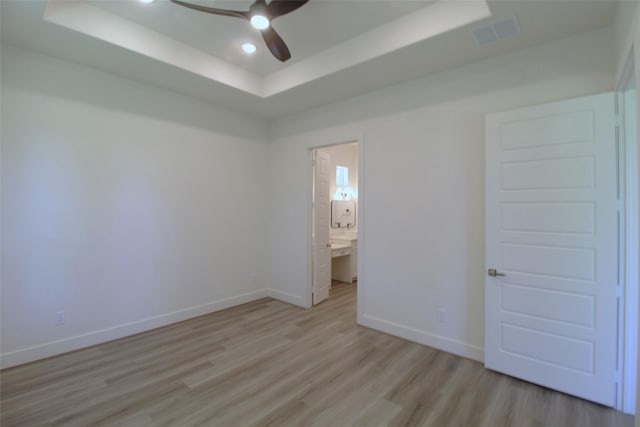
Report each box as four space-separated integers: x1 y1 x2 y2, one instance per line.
331 237 357 283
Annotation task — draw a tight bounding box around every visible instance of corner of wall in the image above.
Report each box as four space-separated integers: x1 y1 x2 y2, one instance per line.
266 289 307 308
615 0 640 84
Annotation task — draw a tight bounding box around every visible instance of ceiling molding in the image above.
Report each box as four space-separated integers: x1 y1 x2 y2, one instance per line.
43 0 264 95
263 1 491 96
42 0 491 99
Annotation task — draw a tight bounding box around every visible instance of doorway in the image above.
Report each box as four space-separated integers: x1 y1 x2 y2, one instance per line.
310 141 361 307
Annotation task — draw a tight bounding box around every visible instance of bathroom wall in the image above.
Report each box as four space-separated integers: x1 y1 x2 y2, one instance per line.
321 143 358 234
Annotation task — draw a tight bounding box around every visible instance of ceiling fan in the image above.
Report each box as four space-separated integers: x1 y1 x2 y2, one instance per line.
170 0 310 62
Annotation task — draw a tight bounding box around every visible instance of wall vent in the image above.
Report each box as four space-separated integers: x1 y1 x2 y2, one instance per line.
472 16 521 46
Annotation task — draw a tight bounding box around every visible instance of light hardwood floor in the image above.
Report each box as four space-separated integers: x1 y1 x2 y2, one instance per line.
1 282 634 426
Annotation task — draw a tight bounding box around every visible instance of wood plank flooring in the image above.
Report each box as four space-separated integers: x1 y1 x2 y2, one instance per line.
1 281 634 426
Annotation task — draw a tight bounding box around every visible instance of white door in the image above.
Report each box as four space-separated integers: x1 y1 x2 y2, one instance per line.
485 93 618 406
313 149 331 305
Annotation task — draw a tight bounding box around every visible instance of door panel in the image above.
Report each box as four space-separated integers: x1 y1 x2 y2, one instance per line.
485 93 617 407
501 202 595 234
313 150 331 305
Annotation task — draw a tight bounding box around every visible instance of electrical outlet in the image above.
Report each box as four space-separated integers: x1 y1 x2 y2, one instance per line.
437 308 447 323
55 311 65 326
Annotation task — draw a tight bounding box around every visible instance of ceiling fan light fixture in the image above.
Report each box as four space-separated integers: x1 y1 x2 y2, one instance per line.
250 15 270 30
242 43 257 54
169 0 309 61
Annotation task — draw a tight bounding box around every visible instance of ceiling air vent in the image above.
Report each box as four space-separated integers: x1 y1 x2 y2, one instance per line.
472 16 521 46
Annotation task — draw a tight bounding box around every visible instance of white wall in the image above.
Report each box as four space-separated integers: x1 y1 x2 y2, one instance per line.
267 27 614 360
0 46 270 368
615 0 640 83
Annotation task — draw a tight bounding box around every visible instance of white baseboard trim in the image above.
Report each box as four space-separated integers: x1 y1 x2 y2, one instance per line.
360 313 484 362
0 289 269 369
266 288 305 307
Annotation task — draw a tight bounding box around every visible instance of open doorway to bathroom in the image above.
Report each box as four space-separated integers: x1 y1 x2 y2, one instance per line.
310 142 360 307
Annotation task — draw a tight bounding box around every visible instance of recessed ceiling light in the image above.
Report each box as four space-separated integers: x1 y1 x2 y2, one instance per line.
242 43 257 54
250 15 269 30
139 0 155 4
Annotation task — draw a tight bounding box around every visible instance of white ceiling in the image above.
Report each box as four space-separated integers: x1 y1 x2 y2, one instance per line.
88 0 434 76
1 0 617 119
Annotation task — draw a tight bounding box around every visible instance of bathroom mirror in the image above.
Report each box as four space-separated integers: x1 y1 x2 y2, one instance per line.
331 201 356 228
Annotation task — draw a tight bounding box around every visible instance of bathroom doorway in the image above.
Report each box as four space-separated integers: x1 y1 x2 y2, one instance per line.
310 141 361 307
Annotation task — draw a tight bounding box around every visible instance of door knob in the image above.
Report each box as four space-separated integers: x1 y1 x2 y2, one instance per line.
326 243 332 248
488 268 506 277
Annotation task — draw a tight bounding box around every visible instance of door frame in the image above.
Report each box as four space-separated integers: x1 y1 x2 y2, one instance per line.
617 52 639 414
306 136 365 318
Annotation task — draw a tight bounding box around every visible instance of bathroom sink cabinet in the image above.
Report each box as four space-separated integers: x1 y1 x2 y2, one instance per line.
331 238 357 283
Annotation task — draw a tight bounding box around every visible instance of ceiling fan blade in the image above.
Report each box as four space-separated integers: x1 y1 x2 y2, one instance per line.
260 26 291 62
170 0 249 19
265 0 309 19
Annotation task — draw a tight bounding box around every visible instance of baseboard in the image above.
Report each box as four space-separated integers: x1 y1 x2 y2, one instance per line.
0 289 269 369
266 288 305 307
360 313 484 362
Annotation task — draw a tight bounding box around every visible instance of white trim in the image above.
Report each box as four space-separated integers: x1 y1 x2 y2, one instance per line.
360 314 484 362
306 148 315 309
267 288 305 307
624 90 639 414
618 54 639 414
356 133 366 325
0 289 268 369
